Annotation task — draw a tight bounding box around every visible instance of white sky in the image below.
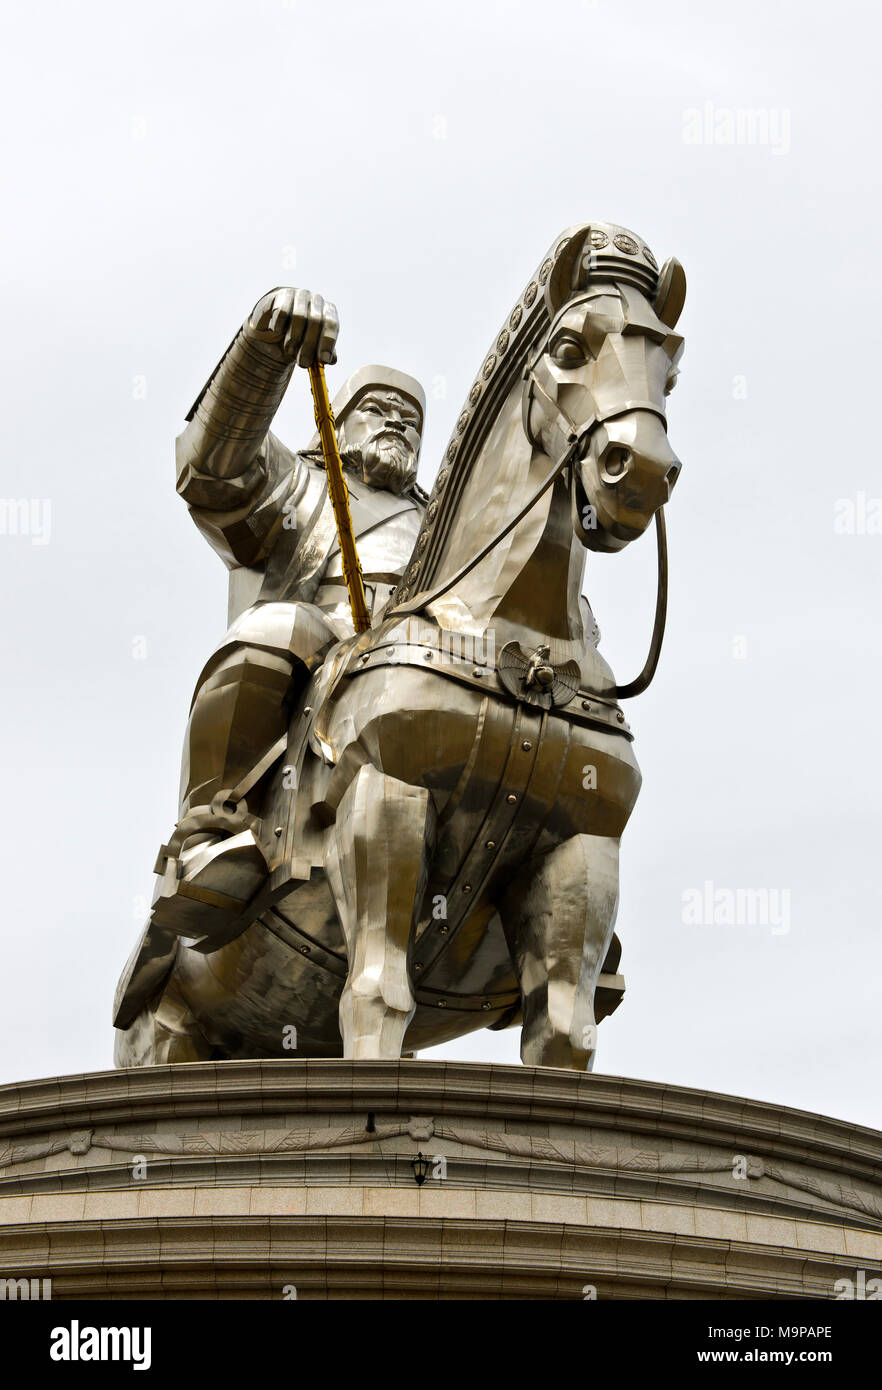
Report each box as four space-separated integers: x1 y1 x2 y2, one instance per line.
1 0 880 1128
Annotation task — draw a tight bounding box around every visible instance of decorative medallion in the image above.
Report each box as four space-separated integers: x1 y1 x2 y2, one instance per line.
614 233 638 255
524 281 538 306
482 354 497 380
435 467 449 490
496 329 510 355
456 411 470 434
538 257 554 284
589 229 609 249
426 499 438 523
509 304 523 330
643 245 658 269
406 562 421 585
469 381 482 405
417 531 429 551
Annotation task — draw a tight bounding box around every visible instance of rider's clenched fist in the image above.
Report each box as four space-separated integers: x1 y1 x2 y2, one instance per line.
246 288 339 367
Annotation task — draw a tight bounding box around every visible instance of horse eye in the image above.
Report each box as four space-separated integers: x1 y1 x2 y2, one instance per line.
551 336 586 366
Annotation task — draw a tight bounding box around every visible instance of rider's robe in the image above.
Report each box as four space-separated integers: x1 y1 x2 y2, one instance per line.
174 426 425 817
176 429 425 635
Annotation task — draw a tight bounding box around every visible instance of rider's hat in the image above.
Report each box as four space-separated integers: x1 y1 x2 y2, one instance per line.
308 365 426 450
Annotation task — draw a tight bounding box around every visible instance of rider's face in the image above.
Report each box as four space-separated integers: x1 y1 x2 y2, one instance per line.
340 390 422 494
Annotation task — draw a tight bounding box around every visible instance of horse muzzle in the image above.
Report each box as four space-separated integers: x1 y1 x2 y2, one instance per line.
575 409 681 549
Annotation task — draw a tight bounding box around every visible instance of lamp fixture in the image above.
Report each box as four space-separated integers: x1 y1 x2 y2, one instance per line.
410 1151 429 1187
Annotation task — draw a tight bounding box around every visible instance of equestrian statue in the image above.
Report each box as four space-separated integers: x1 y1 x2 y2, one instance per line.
113 222 687 1071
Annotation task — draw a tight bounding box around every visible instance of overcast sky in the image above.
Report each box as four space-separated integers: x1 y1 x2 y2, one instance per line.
1 0 880 1128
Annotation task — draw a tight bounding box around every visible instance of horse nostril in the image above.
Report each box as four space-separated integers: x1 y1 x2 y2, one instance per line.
665 463 681 489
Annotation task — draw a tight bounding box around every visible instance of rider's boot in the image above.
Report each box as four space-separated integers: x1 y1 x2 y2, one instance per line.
145 636 302 941
113 607 340 1034
112 803 271 1030
112 641 296 1030
112 813 269 1031
150 813 269 941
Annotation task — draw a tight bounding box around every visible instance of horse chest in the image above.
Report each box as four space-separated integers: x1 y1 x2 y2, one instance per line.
332 659 641 848
433 697 641 872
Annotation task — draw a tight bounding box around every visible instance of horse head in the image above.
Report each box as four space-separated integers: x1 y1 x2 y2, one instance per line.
523 223 686 554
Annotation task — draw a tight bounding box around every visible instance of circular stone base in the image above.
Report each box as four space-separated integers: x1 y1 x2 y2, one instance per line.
1 1061 880 1299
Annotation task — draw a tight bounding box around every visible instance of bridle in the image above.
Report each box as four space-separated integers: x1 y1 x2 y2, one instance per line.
520 351 669 700
387 355 670 701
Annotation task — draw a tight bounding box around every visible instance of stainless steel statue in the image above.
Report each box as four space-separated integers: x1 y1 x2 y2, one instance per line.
113 223 686 1071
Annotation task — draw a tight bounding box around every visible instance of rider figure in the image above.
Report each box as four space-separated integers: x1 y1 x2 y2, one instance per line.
114 288 426 1027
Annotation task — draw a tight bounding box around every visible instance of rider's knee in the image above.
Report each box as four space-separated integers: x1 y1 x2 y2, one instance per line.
229 601 339 668
197 644 295 698
193 601 338 699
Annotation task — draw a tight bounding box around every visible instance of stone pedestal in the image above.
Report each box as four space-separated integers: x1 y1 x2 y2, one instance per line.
1 1061 880 1299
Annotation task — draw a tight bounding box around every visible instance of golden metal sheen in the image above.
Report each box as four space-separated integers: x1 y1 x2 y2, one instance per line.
307 363 371 634
113 223 686 1072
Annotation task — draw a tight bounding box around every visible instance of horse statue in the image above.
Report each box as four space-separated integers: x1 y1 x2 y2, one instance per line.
114 221 686 1070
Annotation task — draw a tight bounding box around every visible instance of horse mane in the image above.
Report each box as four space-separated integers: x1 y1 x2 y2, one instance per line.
390 225 586 613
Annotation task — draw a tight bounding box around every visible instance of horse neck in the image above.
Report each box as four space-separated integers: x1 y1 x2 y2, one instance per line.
424 381 586 654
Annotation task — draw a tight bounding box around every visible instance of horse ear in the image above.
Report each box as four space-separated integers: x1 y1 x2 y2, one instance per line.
545 227 592 318
653 257 687 328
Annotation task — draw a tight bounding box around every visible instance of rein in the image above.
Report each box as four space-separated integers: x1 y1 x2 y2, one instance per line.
387 367 669 700
612 505 667 699
386 433 579 620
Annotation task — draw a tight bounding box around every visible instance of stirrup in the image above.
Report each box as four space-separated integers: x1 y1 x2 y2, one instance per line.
150 798 268 943
154 790 260 874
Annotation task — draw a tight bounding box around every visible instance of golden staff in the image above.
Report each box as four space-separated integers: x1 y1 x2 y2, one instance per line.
307 363 371 634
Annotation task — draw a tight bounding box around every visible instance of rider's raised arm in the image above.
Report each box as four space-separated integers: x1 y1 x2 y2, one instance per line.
174 288 339 566
179 430 304 570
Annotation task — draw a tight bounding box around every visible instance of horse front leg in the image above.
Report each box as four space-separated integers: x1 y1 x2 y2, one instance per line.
325 764 434 1059
500 834 620 1071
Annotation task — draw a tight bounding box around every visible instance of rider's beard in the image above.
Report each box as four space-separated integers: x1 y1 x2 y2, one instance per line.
358 430 417 494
